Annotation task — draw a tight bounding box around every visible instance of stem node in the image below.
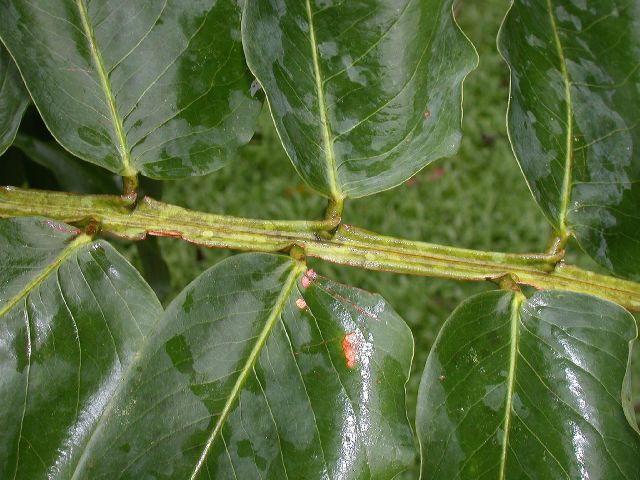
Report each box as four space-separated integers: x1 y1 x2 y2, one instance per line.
288 245 306 262
494 274 521 292
122 175 139 208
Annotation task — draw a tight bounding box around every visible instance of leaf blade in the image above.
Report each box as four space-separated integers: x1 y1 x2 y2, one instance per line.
190 259 302 479
417 290 640 479
242 0 477 199
74 0 133 176
0 0 261 178
76 254 415 479
0 217 162 479
0 45 29 155
499 0 640 279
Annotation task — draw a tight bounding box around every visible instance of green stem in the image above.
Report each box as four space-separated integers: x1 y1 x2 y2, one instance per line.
324 197 343 227
1 186 639 311
122 175 139 198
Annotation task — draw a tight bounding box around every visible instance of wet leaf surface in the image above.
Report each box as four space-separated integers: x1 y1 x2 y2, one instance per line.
243 0 477 199
417 289 640 479
0 45 29 155
0 0 261 178
0 217 161 479
78 255 415 479
0 227 415 478
499 0 640 279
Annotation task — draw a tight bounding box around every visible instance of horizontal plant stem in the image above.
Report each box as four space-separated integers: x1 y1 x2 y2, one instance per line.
2 186 639 311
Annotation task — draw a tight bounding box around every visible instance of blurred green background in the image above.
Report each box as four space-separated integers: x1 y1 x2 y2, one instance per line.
1 0 637 475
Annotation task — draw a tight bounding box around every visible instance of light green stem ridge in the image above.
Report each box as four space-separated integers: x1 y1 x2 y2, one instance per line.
0 231 92 319
499 291 524 479
305 0 341 201
75 0 135 177
546 0 573 239
1 186 639 311
190 260 304 479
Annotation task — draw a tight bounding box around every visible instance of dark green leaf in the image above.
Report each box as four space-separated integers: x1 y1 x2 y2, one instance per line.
0 45 29 155
0 1 261 179
242 0 477 200
0 217 162 479
499 0 640 279
76 253 415 479
13 134 120 194
417 290 640 479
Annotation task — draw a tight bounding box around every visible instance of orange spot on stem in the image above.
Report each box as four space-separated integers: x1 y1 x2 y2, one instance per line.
295 298 307 310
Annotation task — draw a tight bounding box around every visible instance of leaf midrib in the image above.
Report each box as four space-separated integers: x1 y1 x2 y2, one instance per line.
546 0 573 237
189 260 304 479
0 233 92 320
498 292 524 479
304 0 341 201
75 0 134 177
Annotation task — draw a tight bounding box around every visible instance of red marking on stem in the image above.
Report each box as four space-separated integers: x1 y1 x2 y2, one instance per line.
342 332 358 369
148 230 183 239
